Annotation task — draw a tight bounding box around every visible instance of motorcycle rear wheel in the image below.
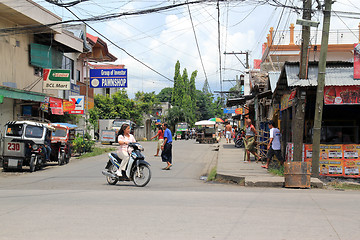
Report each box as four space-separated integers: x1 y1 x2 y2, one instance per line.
106 165 118 185
132 164 151 187
235 139 244 148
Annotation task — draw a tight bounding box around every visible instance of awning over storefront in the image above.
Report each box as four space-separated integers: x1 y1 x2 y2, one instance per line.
280 62 360 88
0 86 46 103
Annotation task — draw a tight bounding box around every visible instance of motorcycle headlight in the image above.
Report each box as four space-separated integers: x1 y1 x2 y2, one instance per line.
32 144 38 150
137 145 144 151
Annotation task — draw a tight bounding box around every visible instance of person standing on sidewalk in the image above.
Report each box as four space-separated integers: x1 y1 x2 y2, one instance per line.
150 125 164 157
262 120 285 169
243 118 261 163
225 122 233 143
161 123 173 170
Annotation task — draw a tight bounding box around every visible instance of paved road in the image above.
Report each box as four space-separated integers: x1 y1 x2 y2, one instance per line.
0 140 359 240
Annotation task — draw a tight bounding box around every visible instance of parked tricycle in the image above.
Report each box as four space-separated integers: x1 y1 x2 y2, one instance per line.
50 123 76 165
1 121 54 172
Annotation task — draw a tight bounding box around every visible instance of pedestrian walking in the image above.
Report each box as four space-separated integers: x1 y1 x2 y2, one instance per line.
161 123 173 170
262 120 285 169
233 126 237 142
150 125 164 157
225 122 233 143
243 118 261 163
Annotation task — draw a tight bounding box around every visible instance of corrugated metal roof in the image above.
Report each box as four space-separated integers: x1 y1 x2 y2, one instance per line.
285 63 360 86
268 71 281 92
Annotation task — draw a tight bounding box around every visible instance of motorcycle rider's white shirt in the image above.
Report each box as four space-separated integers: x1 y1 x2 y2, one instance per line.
117 134 136 154
117 134 136 171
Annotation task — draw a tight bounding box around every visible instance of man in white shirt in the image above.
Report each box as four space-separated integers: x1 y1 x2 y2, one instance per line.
262 120 285 169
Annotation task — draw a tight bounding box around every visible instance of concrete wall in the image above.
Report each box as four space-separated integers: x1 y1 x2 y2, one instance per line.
0 20 40 91
0 98 14 126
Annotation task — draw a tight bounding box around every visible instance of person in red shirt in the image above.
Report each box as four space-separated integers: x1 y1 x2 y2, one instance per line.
151 125 164 156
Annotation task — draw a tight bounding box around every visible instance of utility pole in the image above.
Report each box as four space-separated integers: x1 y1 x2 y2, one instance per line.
85 58 89 134
312 0 332 177
293 0 312 162
224 51 249 69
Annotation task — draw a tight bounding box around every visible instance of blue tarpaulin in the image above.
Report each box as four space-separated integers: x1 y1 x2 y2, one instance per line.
53 123 78 128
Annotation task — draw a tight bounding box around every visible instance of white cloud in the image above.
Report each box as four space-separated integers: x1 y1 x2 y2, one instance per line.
34 0 360 97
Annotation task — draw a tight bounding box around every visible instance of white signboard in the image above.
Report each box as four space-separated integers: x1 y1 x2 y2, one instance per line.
69 95 85 114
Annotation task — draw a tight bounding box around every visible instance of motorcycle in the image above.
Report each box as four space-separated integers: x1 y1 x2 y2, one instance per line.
235 129 245 148
101 142 151 187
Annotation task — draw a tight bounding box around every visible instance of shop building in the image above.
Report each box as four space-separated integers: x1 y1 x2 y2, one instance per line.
0 0 83 122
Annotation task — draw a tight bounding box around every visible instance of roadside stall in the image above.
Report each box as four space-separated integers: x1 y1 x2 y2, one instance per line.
195 120 219 144
274 62 360 178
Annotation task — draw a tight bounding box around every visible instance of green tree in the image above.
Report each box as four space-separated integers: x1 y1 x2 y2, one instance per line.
156 87 173 102
172 61 182 106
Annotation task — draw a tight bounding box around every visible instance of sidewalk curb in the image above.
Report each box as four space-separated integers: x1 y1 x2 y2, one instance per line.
200 144 219 177
216 174 245 185
215 139 324 189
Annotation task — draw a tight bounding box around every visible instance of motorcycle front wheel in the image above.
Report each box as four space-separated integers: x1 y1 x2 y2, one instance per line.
106 165 119 185
132 164 151 187
30 156 36 172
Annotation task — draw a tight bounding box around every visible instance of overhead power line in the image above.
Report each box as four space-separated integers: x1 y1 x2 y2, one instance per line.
45 0 90 7
187 4 211 93
0 0 227 35
63 6 174 82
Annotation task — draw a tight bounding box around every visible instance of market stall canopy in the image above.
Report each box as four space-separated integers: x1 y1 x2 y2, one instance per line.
195 120 216 126
52 123 78 129
208 117 224 123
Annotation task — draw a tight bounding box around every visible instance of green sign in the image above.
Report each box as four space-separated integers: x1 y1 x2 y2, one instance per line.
43 69 71 90
44 69 70 81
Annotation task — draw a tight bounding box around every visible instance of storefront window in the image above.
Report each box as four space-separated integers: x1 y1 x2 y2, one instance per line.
321 126 358 144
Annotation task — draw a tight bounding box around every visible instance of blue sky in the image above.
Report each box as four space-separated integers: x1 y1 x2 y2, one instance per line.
34 0 360 98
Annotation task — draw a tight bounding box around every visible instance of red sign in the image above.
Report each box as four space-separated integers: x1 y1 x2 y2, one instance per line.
324 86 360 105
253 59 262 69
50 97 63 115
354 43 360 79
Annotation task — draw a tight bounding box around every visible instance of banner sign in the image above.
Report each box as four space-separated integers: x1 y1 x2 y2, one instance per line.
324 86 360 105
40 102 49 113
223 108 236 114
100 130 116 143
49 97 63 115
288 143 360 178
280 90 296 111
90 69 127 88
70 83 80 95
69 96 84 114
63 100 75 112
43 69 71 90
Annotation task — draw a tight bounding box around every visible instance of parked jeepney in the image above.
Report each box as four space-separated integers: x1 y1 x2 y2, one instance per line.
195 120 219 144
175 122 189 140
1 121 54 172
50 123 76 165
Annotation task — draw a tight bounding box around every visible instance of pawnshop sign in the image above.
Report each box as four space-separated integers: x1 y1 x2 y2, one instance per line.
89 69 127 88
